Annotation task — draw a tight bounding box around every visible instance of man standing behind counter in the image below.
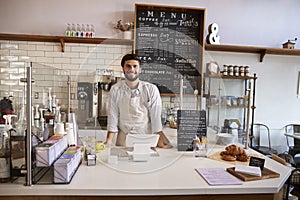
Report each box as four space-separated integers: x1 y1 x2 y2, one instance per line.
105 54 171 148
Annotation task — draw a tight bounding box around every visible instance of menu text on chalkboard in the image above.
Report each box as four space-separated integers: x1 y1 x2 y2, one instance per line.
134 4 205 95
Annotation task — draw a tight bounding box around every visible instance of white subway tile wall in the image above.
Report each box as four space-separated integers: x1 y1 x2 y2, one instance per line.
0 40 196 122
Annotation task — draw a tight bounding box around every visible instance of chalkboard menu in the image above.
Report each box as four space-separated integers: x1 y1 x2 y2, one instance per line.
134 4 205 95
177 110 206 151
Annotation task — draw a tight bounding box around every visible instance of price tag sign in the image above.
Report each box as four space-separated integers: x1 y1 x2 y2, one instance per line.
249 156 265 170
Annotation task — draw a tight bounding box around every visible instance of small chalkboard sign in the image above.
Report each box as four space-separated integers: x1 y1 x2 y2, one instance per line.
249 156 265 170
134 4 205 95
177 110 206 151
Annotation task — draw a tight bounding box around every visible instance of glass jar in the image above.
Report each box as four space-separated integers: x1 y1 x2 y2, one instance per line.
245 66 250 76
223 65 228 76
239 66 245 76
228 65 234 76
234 66 239 76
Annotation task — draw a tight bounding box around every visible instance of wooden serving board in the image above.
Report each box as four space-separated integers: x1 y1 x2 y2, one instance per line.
226 167 280 181
207 151 263 165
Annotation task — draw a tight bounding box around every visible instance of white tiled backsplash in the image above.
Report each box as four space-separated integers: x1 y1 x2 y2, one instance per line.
0 40 197 120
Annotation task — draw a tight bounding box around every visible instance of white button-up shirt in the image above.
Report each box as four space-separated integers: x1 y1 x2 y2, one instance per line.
107 80 163 134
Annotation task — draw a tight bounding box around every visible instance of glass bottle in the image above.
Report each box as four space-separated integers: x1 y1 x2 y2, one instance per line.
39 108 49 141
193 135 207 157
193 135 201 158
52 95 57 115
0 121 11 182
71 24 76 37
32 106 42 145
15 91 26 136
76 24 81 37
90 24 95 38
80 24 86 37
65 23 71 37
85 24 90 38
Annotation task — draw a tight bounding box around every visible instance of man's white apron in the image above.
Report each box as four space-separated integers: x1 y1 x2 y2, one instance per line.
116 90 151 146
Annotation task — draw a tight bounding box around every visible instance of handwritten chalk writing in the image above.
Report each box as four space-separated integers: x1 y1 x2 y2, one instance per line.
147 11 154 17
144 70 165 74
147 11 187 20
138 56 152 61
175 38 198 45
138 17 158 22
159 33 174 42
138 33 158 37
177 18 198 27
156 57 166 61
174 58 197 65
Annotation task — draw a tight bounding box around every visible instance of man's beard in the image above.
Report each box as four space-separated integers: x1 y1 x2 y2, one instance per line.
124 71 139 82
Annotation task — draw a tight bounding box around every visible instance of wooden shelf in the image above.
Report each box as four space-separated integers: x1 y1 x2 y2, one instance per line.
208 105 247 109
0 33 133 52
205 44 300 62
2 33 300 61
208 75 257 80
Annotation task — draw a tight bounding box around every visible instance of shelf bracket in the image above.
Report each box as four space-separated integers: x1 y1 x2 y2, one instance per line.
259 50 267 62
59 38 65 52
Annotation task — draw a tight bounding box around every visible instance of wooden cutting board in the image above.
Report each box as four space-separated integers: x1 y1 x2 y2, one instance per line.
208 151 263 165
226 167 280 181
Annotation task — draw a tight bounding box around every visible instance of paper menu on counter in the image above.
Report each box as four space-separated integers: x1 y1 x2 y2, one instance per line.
195 168 243 185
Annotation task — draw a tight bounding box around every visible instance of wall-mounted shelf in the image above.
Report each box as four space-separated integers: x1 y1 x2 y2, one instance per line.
205 44 300 62
208 75 257 80
2 33 300 61
0 33 133 52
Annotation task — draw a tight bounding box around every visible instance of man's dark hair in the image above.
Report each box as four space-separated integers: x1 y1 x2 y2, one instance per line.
121 54 141 67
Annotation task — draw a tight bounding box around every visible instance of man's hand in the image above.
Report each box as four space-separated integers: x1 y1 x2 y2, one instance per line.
156 131 173 149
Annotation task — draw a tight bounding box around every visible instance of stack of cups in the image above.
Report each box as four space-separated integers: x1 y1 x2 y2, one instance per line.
66 122 75 146
55 122 65 134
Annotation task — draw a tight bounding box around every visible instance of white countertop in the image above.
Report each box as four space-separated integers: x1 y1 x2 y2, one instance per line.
0 128 291 196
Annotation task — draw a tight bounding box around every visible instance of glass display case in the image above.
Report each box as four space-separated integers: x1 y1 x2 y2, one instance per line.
204 73 257 136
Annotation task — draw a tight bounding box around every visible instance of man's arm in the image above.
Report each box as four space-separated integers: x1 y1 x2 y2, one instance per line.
105 84 119 146
105 131 116 146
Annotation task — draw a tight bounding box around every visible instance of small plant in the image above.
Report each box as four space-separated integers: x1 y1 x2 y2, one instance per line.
114 20 134 32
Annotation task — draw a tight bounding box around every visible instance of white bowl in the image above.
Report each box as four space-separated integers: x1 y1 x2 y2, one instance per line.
217 133 235 146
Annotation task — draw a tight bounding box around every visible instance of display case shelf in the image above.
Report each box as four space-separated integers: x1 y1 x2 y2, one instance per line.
0 33 133 52
205 73 257 133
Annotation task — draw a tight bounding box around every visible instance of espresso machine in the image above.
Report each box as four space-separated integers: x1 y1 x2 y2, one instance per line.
97 73 118 128
77 82 98 126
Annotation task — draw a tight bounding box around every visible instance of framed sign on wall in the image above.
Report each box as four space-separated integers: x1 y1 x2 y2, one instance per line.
134 4 205 96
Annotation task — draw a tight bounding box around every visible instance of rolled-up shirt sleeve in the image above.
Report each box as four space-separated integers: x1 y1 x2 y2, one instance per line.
107 85 119 133
146 84 163 133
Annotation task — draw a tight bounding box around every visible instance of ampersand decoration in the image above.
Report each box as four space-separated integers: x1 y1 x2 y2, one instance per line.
206 23 220 44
